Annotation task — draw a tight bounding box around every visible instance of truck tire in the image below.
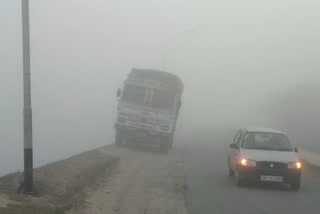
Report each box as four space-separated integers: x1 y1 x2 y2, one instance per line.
115 131 123 147
160 142 169 154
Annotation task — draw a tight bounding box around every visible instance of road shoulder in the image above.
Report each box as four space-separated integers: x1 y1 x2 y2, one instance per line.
68 146 188 214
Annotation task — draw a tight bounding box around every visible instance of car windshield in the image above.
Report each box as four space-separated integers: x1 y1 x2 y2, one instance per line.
241 132 293 151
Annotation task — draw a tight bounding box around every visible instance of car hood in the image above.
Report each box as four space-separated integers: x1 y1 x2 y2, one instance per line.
240 149 299 163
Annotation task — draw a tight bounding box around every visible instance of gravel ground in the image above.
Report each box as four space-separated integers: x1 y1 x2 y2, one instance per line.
68 145 188 214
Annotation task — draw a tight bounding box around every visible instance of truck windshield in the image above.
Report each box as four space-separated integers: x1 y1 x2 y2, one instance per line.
122 84 176 110
241 132 293 151
152 89 176 109
122 84 146 104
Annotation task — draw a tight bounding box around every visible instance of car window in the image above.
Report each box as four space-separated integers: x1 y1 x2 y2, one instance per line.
233 130 241 143
236 131 243 146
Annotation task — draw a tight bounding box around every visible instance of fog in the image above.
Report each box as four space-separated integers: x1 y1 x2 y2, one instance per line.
1 0 320 175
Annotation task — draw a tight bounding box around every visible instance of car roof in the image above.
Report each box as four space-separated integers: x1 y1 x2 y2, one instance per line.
244 127 284 134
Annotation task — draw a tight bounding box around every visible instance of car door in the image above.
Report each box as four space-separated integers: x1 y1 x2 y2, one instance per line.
231 130 243 170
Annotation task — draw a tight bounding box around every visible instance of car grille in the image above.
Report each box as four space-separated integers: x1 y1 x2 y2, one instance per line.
257 161 287 170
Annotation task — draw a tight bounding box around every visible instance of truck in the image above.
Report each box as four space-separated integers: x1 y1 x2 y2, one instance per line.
114 68 184 153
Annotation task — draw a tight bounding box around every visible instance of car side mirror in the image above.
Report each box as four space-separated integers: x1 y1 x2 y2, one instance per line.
294 147 298 153
229 144 239 149
116 88 121 98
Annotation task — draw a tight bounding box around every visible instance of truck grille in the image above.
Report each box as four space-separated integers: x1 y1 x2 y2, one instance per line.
258 161 287 170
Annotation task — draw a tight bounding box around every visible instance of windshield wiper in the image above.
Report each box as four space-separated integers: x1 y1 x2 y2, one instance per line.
274 148 292 151
255 146 275 150
245 146 274 150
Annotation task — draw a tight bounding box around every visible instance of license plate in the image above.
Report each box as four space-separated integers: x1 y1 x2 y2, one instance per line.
260 175 283 182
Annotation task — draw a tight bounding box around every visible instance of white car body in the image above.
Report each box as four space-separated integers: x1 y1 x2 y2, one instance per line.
228 127 302 190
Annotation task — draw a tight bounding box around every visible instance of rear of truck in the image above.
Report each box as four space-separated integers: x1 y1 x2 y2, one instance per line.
114 68 183 153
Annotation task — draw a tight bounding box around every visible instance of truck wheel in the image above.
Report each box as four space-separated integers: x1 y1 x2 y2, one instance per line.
115 132 123 147
160 142 169 154
168 136 174 148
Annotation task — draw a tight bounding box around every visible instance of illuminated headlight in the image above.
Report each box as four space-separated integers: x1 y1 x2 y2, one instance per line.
288 162 302 169
160 125 170 131
240 159 256 167
118 117 127 123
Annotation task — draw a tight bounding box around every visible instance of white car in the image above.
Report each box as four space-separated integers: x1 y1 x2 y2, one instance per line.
228 127 302 190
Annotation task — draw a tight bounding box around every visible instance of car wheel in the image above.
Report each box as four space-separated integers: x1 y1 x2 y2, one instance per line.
235 168 244 187
229 168 235 177
228 159 234 177
291 180 301 191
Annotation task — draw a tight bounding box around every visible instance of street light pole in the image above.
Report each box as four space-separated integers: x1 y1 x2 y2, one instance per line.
163 30 195 71
21 0 33 193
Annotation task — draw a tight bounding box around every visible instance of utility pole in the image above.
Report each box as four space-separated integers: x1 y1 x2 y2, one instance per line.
21 0 33 193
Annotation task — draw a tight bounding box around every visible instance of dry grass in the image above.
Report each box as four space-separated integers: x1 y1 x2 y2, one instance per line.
0 146 119 214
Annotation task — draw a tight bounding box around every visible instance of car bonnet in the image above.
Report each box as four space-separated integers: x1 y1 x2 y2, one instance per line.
240 148 299 163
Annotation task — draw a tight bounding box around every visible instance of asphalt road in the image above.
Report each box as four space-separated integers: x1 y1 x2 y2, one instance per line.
181 139 320 214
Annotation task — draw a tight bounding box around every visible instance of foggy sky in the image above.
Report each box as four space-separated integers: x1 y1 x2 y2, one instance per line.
1 0 320 175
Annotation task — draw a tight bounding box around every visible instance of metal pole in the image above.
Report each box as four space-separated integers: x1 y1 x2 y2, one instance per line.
163 30 195 71
21 0 33 193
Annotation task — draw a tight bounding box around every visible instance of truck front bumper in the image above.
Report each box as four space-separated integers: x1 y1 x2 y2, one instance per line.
115 124 170 144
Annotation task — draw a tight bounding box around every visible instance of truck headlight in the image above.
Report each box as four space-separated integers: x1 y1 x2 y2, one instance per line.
288 162 302 169
240 159 256 167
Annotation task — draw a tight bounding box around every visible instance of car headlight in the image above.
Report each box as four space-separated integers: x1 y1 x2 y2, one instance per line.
240 159 256 167
288 162 302 169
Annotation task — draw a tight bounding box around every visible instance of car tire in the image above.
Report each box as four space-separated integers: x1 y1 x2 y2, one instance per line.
235 168 244 187
291 180 301 191
228 159 234 177
229 168 235 177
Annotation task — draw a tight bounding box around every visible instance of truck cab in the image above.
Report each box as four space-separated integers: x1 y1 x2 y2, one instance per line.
115 68 184 153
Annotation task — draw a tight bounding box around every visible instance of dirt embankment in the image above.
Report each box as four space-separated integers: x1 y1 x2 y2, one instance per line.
0 147 119 214
68 145 188 214
0 145 187 214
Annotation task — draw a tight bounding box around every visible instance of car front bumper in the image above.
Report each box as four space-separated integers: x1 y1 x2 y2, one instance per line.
238 166 301 184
